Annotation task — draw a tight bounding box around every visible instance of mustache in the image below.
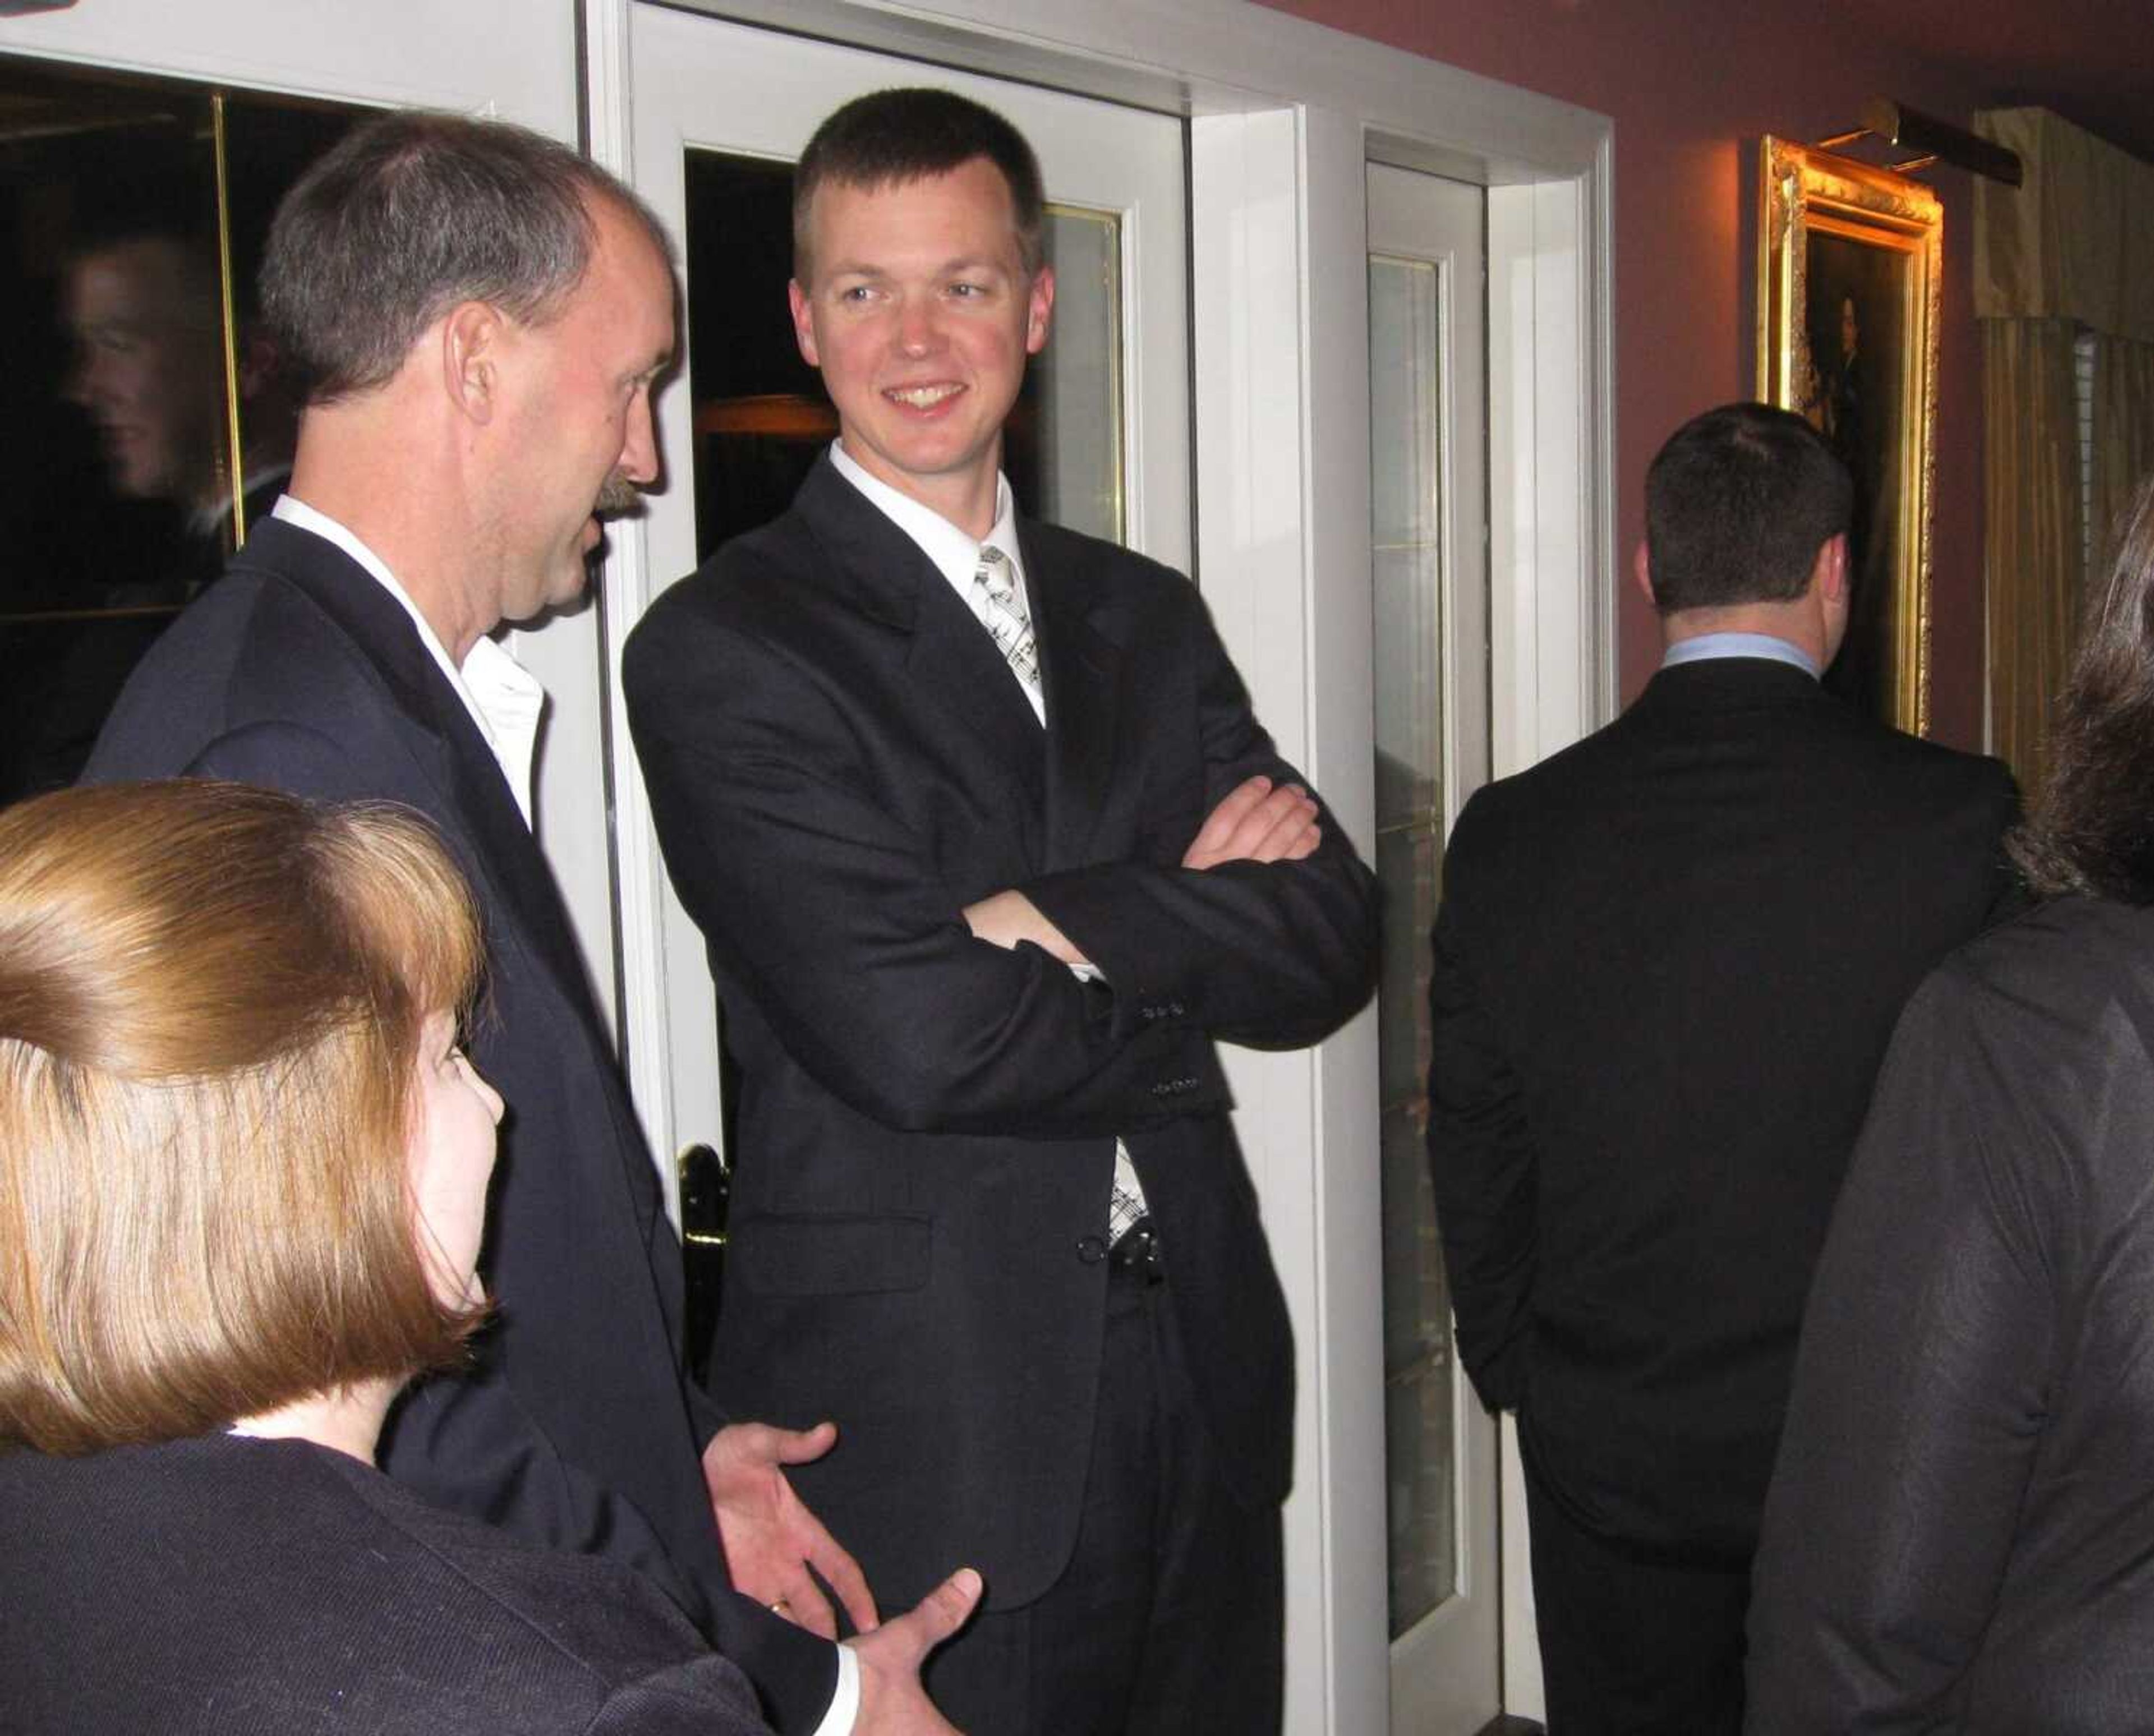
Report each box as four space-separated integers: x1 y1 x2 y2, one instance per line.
593 472 645 517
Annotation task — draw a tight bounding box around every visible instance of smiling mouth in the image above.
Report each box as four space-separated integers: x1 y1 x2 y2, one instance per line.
885 383 964 410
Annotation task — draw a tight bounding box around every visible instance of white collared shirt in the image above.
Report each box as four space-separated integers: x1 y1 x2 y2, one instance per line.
271 496 546 827
827 441 1043 724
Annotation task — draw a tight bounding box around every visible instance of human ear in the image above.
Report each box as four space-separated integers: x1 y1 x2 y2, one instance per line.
440 301 504 425
1025 264 1056 357
1632 540 1657 607
1815 533 1850 604
788 279 821 370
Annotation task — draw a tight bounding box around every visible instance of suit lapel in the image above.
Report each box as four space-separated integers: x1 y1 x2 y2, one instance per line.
796 459 1048 851
1024 519 1122 871
259 522 602 1030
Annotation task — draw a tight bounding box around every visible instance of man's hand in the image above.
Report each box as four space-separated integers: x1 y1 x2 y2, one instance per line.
849 1568 984 1734
1182 774 1321 871
962 888 1089 968
702 1421 878 1639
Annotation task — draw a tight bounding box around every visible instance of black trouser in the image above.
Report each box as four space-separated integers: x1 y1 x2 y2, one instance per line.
923 1263 1284 1735
1523 1457 1750 1736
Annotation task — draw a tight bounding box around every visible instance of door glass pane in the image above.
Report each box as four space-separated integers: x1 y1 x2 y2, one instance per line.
0 56 357 807
1369 252 1455 1637
1025 206 1122 543
680 147 1125 564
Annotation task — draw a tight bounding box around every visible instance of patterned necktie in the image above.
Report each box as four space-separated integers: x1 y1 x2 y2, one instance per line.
973 545 1041 698
973 542 1153 1251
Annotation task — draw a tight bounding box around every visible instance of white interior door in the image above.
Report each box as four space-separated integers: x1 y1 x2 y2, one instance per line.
611 1 1190 1205
1365 159 1499 1735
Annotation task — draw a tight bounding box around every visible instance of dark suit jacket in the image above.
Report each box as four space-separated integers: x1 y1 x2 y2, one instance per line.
1748 899 2154 1734
0 1433 769 1735
623 456 1378 1611
1427 655 2020 1564
82 517 834 1732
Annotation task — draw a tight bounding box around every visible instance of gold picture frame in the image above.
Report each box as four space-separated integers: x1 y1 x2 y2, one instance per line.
1757 137 1942 736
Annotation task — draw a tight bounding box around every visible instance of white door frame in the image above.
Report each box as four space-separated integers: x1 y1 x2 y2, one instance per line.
588 4 1614 1729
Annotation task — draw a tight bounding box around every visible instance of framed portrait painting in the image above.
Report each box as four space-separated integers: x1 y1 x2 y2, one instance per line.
1757 137 1942 736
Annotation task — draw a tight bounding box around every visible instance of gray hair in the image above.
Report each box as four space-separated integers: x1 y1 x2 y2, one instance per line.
260 109 674 404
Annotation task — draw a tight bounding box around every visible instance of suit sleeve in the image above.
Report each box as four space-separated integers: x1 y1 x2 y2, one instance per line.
583 1655 776 1736
628 586 1370 1141
1016 579 1378 1052
1745 969 2055 1733
628 607 1222 1140
1424 807 1537 1413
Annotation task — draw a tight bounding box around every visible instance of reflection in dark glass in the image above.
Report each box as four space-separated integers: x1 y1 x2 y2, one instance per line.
0 58 356 806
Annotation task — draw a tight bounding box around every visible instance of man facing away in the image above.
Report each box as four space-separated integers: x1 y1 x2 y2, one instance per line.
1426 402 2022 1733
623 88 1378 1735
86 109 974 1736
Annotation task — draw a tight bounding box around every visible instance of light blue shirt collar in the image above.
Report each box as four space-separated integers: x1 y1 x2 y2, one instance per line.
1660 630 1820 680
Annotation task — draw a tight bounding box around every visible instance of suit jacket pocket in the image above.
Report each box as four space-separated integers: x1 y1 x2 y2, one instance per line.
730 1213 932 1296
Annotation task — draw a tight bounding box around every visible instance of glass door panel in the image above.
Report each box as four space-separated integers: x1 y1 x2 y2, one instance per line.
1369 160 1495 1735
1372 251 1456 1631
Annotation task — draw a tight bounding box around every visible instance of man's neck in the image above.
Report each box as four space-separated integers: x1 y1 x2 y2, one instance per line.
1660 598 1825 667
288 421 491 662
835 438 1001 542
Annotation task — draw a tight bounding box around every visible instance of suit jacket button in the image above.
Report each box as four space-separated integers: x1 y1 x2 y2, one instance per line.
1168 1001 1186 1017
1150 1082 1170 1097
1075 1236 1108 1264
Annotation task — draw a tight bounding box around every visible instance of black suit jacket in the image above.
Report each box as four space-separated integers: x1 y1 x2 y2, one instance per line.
1427 655 2020 1563
623 457 1377 1611
0 1433 771 1735
82 517 835 1733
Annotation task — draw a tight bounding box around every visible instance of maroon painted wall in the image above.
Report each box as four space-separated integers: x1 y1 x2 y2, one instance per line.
1262 0 1997 747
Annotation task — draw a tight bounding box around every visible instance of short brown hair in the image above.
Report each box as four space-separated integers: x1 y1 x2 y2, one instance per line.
261 108 675 404
0 781 486 1454
792 86 1045 286
1644 402 1854 613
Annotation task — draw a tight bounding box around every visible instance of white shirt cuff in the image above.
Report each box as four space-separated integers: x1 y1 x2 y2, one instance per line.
809 1642 862 1736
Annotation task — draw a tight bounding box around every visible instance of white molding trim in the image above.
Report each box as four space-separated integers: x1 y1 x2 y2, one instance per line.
0 0 575 121
580 0 688 1219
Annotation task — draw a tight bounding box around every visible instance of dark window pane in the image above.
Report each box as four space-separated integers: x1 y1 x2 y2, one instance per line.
0 58 359 805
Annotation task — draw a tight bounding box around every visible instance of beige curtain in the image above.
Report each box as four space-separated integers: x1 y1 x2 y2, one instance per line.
1976 108 2154 795
1983 319 2083 793
2093 336 2154 573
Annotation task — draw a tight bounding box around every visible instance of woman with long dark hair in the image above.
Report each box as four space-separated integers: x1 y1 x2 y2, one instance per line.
1746 477 2154 1732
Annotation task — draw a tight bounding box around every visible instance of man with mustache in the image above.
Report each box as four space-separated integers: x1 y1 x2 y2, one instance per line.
85 109 973 1736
